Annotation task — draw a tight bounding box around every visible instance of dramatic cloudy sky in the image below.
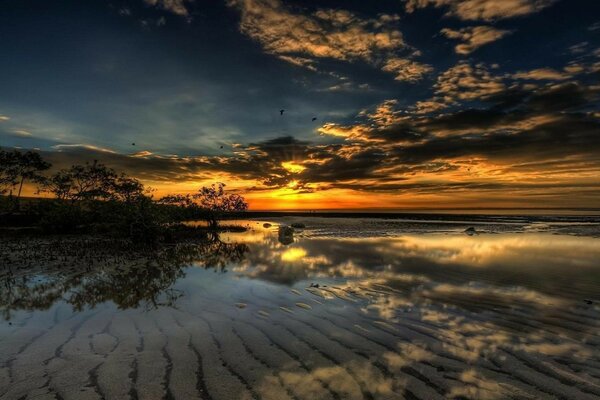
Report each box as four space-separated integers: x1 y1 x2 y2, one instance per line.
1 0 600 209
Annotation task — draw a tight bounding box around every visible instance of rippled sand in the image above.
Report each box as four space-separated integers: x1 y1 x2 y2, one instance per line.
1 217 600 399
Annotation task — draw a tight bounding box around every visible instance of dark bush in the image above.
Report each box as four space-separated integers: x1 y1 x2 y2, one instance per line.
1 152 248 240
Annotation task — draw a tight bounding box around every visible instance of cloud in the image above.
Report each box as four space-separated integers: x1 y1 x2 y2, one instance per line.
143 0 193 16
299 80 600 196
318 123 370 139
131 150 154 158
589 21 600 31
364 99 404 126
569 41 588 55
413 100 448 114
434 61 506 103
11 60 597 203
11 130 33 137
441 26 512 54
404 0 556 21
228 0 430 81
318 100 424 143
421 81 600 131
399 60 518 117
229 0 404 61
318 81 372 92
512 67 576 80
392 116 600 168
382 58 433 81
276 55 318 71
35 136 318 191
52 144 117 153
14 95 600 204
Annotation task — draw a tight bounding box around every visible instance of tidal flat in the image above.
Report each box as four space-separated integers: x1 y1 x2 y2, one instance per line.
1 216 600 400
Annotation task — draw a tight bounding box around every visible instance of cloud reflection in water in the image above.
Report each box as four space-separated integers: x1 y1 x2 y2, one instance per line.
2 221 600 399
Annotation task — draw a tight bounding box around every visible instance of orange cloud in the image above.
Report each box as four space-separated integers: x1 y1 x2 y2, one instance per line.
434 61 506 102
382 58 433 82
228 0 430 81
441 26 512 54
513 67 575 80
405 0 556 21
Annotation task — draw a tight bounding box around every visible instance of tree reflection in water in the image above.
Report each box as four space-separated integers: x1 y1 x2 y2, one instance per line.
0 234 249 319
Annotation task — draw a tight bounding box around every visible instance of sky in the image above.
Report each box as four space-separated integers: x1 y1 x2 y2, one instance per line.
1 0 600 210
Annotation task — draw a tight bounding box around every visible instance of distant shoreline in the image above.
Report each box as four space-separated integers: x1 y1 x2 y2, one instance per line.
247 207 600 213
241 210 600 223
7 198 600 213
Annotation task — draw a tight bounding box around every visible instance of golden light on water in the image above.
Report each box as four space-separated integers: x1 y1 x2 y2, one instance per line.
281 247 307 262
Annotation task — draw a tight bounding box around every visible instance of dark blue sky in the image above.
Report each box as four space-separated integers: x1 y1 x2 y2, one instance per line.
1 0 600 208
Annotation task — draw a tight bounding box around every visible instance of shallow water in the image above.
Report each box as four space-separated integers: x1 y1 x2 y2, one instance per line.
2 217 600 399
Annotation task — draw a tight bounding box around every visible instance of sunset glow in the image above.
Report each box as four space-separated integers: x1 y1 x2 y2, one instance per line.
3 3 600 398
2 0 600 210
281 161 306 174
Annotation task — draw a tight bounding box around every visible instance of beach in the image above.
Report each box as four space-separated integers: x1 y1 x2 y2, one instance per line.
1 215 600 399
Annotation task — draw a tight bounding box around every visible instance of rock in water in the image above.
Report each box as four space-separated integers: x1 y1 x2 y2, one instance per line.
291 222 306 229
464 227 477 236
263 223 272 228
278 225 294 245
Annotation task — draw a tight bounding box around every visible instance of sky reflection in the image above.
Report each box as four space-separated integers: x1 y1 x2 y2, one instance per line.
2 220 600 399
221 223 600 304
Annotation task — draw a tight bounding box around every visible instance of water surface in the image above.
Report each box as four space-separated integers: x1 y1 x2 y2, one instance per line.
2 217 600 399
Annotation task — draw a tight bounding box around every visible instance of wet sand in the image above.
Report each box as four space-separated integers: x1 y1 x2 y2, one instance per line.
1 218 600 399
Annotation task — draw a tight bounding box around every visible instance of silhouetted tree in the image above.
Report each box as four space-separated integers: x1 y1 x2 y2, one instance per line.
156 193 197 221
42 160 117 203
0 149 50 209
0 151 16 195
193 183 248 229
111 174 145 203
157 193 196 208
39 161 161 235
1 151 248 238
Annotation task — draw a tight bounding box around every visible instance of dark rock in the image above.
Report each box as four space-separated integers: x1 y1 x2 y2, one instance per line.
464 227 477 236
278 225 294 245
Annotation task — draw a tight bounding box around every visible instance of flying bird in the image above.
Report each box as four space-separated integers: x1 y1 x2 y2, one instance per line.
131 143 135 146
280 109 285 116
220 145 223 149
312 117 317 121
